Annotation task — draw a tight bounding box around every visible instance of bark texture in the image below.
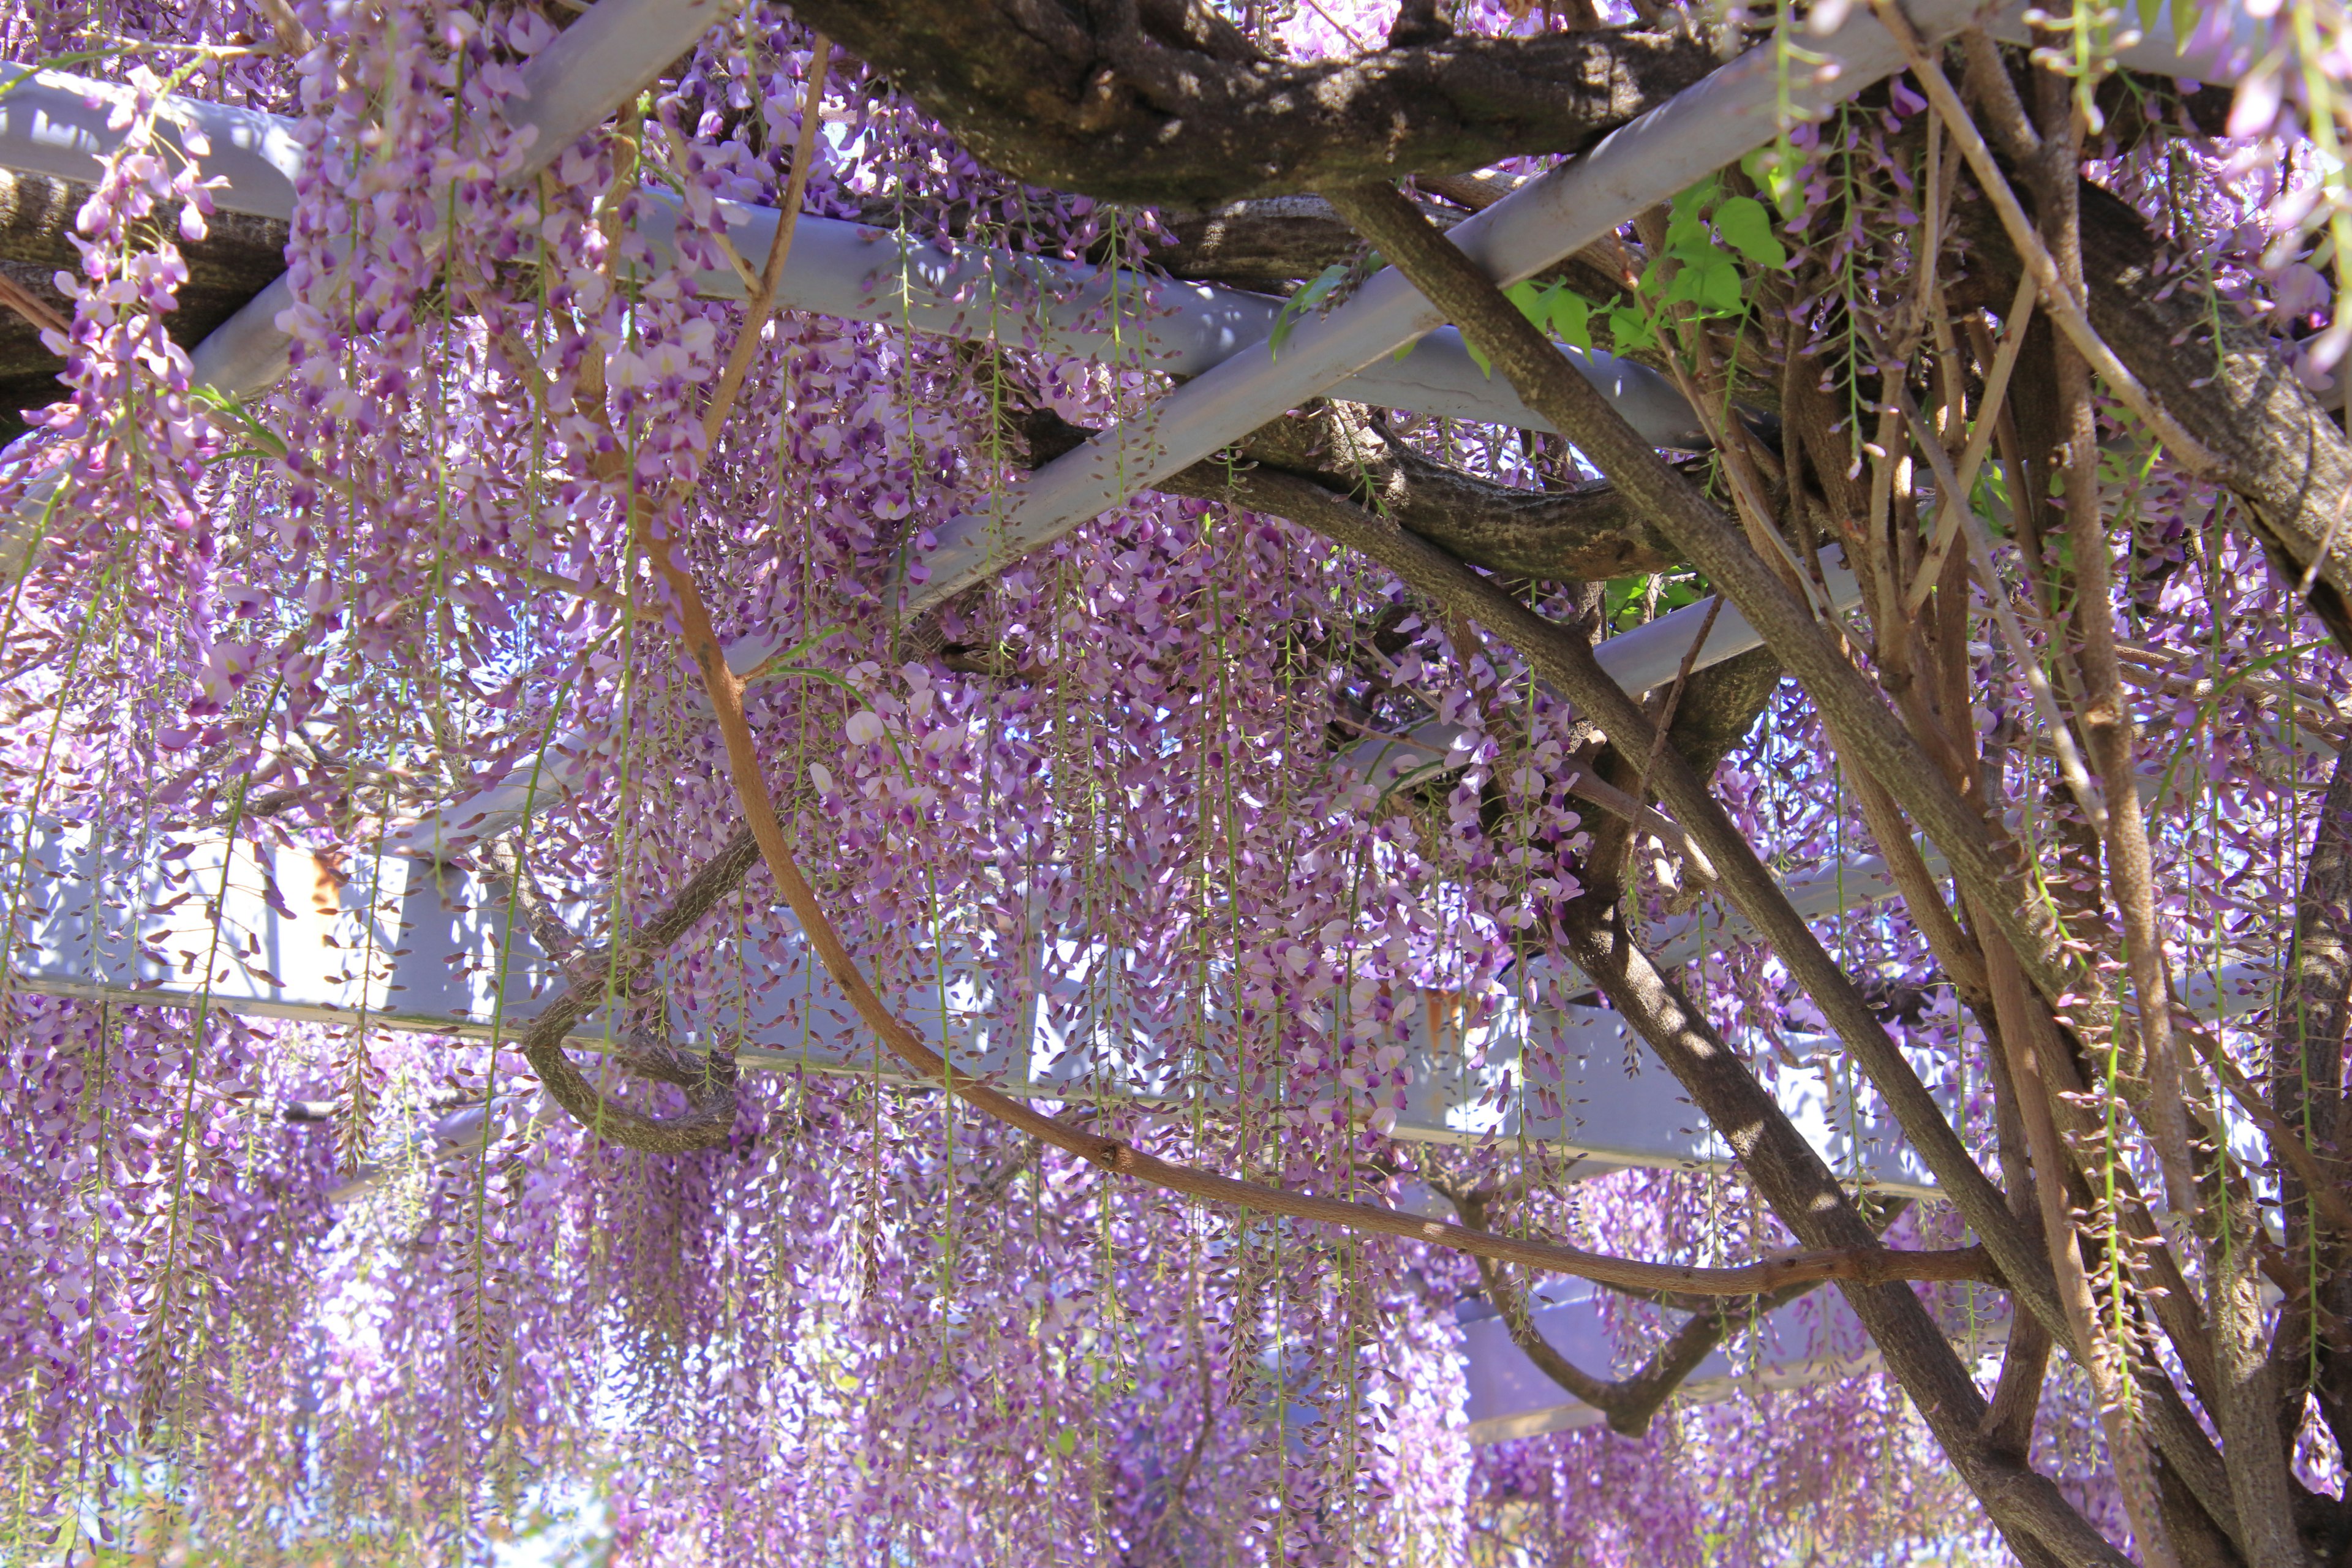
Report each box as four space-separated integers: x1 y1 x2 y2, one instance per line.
2270 752 2352 1497
510 823 764 1154
1558 905 2130 1567
1148 192 1630 301
0 172 292 444
789 0 1718 205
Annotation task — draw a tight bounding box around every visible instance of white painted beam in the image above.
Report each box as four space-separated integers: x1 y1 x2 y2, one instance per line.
662 198 1708 442
3 815 585 1038
0 62 308 219
5 797 2284 1199
2 813 1937 1193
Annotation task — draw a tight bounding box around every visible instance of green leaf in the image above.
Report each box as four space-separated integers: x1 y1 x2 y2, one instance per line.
1052 1428 1079 1456
1604 575 1649 625
1504 277 1599 351
1664 255 1738 315
1547 289 1593 351
1268 262 1351 361
1741 144 1808 224
1464 334 1493 379
1699 255 1746 313
1664 176 1719 252
1608 304 1656 354
1294 263 1348 311
1713 196 1788 268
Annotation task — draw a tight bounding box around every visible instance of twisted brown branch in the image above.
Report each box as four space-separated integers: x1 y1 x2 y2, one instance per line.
1441 1182 1852 1438
511 824 762 1155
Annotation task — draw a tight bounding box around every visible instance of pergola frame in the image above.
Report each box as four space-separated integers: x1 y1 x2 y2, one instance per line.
0 0 2252 1446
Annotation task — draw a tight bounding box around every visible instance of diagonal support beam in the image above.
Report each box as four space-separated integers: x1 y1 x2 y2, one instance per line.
0 0 737 563
188 0 739 393
894 0 2000 615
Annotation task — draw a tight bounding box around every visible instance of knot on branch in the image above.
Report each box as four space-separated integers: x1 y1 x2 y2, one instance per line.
523 1019 742 1157
501 824 763 1156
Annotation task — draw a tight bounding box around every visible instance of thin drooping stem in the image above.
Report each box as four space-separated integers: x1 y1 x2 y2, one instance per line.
516 39 846 1153
1906 269 2037 609
1979 909 2180 1568
2030 97 2199 1223
698 36 835 453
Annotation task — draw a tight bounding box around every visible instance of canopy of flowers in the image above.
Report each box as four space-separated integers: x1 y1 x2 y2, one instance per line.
2 1 2350 1564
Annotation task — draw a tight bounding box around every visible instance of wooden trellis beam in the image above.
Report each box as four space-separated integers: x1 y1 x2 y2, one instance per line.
4 801 2278 1200
3 810 1945 1191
